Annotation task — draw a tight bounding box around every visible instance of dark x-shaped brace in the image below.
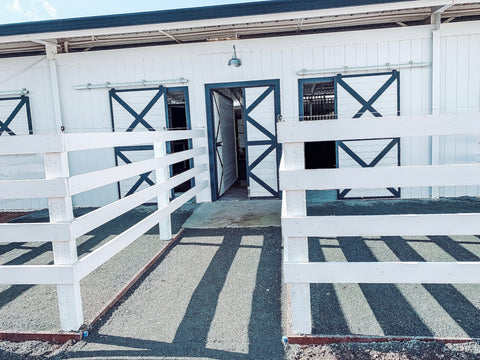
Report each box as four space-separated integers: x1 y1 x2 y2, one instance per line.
336 71 400 199
115 146 155 197
110 87 164 132
245 86 278 197
0 96 32 136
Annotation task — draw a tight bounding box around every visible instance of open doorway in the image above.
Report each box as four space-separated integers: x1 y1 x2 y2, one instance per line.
206 80 280 202
211 87 247 200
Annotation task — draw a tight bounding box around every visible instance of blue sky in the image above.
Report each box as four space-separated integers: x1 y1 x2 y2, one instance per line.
0 0 262 25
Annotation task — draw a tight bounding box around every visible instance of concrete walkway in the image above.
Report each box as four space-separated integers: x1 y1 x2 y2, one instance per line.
62 225 285 360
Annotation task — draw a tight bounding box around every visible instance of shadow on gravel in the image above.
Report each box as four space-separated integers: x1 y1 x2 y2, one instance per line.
309 232 480 338
0 205 194 313
60 227 284 360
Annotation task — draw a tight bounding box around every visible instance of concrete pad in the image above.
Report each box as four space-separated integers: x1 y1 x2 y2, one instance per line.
183 200 281 228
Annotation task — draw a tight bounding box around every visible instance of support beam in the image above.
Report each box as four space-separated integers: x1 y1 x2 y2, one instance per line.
154 141 172 241
44 149 83 331
282 142 311 335
159 30 181 44
45 42 64 132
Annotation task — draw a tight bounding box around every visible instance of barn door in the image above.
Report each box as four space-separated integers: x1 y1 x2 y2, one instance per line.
0 95 32 136
336 71 400 199
244 86 279 198
213 91 237 197
109 87 166 198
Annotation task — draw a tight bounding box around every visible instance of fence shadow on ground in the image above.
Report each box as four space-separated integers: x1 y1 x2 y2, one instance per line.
59 227 284 360
309 234 480 338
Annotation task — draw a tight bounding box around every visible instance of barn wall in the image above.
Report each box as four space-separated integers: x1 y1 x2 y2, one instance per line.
0 21 479 209
438 22 480 197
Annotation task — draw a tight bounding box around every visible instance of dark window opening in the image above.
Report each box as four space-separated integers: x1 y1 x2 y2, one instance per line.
303 80 336 169
167 90 191 193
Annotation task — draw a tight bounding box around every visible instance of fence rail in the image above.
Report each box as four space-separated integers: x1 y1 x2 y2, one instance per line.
0 129 208 331
278 111 480 335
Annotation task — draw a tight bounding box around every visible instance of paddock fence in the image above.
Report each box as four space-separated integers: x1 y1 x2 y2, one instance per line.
0 129 207 331
278 112 480 335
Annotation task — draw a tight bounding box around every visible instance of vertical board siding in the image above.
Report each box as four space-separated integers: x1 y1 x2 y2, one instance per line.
3 24 480 208
213 92 237 196
439 27 480 198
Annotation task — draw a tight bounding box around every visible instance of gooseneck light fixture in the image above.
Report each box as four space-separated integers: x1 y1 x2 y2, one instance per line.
228 45 242 67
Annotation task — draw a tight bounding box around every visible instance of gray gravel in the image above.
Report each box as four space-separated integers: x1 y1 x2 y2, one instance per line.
286 341 480 359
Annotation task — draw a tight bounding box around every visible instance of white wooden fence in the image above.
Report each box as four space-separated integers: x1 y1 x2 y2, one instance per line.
0 129 207 331
278 112 480 335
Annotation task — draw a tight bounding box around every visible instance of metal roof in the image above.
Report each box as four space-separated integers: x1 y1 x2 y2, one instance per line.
0 0 479 57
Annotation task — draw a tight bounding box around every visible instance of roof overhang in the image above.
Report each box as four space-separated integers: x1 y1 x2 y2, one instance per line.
0 0 479 57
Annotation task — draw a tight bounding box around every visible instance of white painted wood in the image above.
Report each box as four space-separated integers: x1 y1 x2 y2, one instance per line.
278 112 480 143
284 262 480 284
68 147 205 195
0 265 75 285
43 151 83 331
77 180 208 279
0 1 447 45
63 130 205 151
0 223 71 243
0 134 62 155
154 141 171 241
282 142 311 335
431 29 441 198
71 164 207 238
0 179 67 199
280 163 480 190
46 43 63 132
213 91 237 196
245 86 278 198
282 213 480 237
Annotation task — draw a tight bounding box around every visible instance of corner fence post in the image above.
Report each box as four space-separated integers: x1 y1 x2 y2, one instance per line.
43 134 83 331
154 140 172 240
283 142 312 334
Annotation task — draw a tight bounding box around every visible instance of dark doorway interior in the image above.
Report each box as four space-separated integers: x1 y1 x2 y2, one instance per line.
212 87 248 200
302 80 336 169
167 90 192 193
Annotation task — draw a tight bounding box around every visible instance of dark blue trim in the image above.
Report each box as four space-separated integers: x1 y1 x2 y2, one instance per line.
110 87 164 132
245 86 274 113
249 144 276 170
335 71 401 199
0 96 31 136
247 140 272 146
115 145 153 151
0 0 408 37
336 75 381 118
298 77 334 121
205 79 281 201
249 173 278 197
24 96 33 135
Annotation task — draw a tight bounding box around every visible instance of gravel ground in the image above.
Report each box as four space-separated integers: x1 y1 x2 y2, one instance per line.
286 341 480 359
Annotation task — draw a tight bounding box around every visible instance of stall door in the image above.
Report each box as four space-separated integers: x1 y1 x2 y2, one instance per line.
110 87 166 198
213 91 237 197
244 86 279 198
336 71 400 199
0 95 39 210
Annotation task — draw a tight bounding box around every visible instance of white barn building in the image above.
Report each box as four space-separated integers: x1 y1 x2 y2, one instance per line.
0 0 479 208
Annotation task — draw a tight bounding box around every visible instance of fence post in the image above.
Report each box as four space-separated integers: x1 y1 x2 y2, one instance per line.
43 135 83 331
283 142 312 334
154 140 172 240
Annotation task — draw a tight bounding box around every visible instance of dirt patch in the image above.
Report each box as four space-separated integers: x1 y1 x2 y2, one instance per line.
0 212 30 223
286 341 480 359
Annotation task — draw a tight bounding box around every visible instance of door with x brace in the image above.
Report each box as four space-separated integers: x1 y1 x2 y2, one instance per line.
244 85 280 198
336 71 400 199
109 87 167 198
